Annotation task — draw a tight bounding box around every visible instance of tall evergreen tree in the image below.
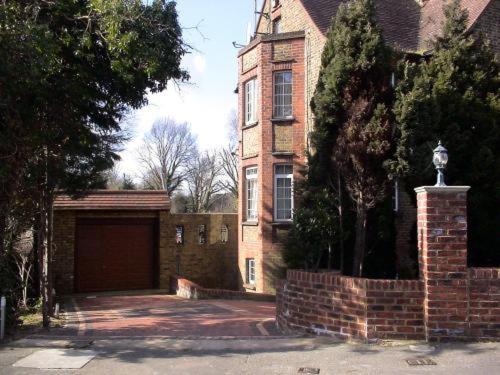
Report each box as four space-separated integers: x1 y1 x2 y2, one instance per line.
392 0 499 266
309 0 395 276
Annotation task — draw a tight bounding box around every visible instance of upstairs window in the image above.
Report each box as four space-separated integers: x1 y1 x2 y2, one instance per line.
246 167 258 221
245 78 257 125
274 164 293 221
273 18 282 34
272 0 280 7
273 71 292 119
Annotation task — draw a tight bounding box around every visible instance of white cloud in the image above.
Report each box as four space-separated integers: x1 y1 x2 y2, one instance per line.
192 54 206 73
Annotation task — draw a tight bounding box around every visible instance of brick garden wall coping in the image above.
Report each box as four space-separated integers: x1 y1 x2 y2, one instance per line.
171 276 275 302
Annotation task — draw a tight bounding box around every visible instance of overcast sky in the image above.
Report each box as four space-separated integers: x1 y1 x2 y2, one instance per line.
119 0 262 177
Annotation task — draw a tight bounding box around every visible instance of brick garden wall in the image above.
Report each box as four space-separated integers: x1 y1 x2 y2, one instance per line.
171 276 275 302
160 213 238 291
468 268 500 339
276 270 424 340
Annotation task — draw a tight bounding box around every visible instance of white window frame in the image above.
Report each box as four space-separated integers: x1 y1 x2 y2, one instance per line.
245 78 257 125
246 258 256 284
246 167 258 221
273 71 293 119
274 164 294 221
273 18 282 34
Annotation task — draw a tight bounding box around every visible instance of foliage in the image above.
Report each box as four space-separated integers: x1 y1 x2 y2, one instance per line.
307 0 397 276
392 0 500 266
284 189 339 271
0 0 189 327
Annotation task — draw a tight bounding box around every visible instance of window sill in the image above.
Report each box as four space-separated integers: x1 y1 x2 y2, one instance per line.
242 153 258 160
271 117 295 123
242 121 258 130
270 58 296 64
242 221 259 227
272 151 294 157
243 283 256 290
271 221 293 226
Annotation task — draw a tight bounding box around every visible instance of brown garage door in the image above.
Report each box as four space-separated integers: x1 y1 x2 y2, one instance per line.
75 218 157 293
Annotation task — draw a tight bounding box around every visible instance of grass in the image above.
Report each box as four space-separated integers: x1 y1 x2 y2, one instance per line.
17 307 64 332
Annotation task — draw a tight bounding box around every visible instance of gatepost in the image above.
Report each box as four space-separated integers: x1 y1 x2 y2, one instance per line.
415 186 470 341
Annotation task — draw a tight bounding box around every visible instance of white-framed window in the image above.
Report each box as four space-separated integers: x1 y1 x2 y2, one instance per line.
273 71 292 119
245 78 257 125
274 164 293 221
272 0 280 8
246 167 258 221
273 18 282 34
246 258 256 284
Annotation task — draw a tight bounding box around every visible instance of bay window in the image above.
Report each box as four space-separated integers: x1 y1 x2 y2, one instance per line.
245 78 257 125
246 167 258 221
274 164 293 221
273 71 292 119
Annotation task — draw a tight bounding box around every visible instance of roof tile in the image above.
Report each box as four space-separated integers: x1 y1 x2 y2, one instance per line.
54 191 170 211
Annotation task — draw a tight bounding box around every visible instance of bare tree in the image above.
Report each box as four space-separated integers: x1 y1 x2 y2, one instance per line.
186 150 223 213
13 231 33 309
218 111 239 198
138 118 197 195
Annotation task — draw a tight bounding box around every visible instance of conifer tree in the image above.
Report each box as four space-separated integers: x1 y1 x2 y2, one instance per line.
309 0 395 276
392 0 499 265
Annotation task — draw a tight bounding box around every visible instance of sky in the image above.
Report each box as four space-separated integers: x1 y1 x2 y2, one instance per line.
119 0 262 177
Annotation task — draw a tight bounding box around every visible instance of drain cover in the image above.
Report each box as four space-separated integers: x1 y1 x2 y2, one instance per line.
298 368 320 374
406 358 437 366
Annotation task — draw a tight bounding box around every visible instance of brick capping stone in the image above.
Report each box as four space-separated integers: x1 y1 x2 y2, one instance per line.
171 276 275 302
276 186 499 342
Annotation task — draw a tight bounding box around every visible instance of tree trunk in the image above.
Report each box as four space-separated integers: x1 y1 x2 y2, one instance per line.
39 147 54 329
0 196 7 255
337 174 345 274
352 204 367 277
327 243 332 270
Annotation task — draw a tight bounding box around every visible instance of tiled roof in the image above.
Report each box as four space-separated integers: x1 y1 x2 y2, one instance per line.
297 0 493 52
419 0 492 50
54 190 170 211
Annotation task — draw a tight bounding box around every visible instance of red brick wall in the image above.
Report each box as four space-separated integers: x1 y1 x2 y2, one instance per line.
276 270 424 340
171 276 275 302
468 268 500 339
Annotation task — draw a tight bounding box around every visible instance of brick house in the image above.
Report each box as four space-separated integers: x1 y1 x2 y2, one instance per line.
237 0 499 294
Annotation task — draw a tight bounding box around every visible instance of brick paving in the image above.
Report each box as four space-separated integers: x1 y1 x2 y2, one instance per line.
61 294 280 338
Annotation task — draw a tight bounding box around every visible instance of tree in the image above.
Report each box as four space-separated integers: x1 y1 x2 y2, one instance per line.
1 0 189 327
392 0 499 266
218 111 239 199
138 118 197 195
284 189 339 271
309 0 395 276
185 150 223 213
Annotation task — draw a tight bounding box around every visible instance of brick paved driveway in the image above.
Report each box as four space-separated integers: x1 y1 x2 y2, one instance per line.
61 294 280 338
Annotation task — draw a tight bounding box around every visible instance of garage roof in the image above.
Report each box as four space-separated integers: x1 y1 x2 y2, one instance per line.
54 190 170 211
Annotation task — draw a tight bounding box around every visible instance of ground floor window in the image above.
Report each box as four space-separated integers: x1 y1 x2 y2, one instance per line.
246 258 256 285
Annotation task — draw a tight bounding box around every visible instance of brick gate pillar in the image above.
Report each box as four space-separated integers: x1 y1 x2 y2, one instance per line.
415 186 470 341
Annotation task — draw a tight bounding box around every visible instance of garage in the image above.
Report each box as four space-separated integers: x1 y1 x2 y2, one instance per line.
52 190 170 295
75 218 157 293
